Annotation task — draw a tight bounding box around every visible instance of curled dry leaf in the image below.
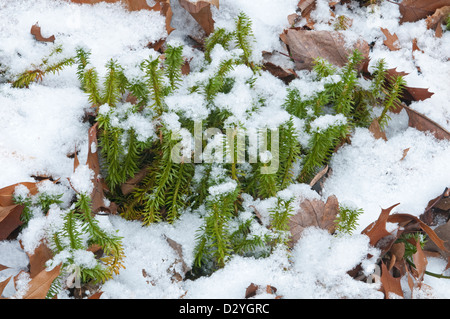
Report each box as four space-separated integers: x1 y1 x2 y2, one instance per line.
288 195 339 248
280 29 369 71
412 238 428 282
403 105 450 141
368 118 387 141
380 261 404 299
309 165 330 195
412 38 423 53
400 147 410 161
423 219 450 260
30 23 55 43
426 6 450 37
296 0 316 29
262 61 298 84
384 69 434 108
87 123 117 214
165 235 191 281
178 0 219 36
421 187 450 225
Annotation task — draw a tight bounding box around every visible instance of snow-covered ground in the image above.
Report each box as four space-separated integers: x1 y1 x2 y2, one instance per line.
0 0 449 299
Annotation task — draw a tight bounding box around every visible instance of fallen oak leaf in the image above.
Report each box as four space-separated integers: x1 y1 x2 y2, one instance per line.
30 23 55 43
383 69 434 107
361 203 400 248
380 27 400 51
178 0 219 36
288 195 339 248
380 261 404 299
388 213 446 252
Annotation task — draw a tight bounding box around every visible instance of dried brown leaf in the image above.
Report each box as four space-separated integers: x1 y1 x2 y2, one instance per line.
0 182 40 207
412 38 423 53
426 6 450 35
22 264 62 299
30 23 55 43
121 166 149 196
262 61 298 84
297 0 315 14
380 27 401 51
0 205 24 241
400 147 410 161
0 276 11 298
86 123 117 214
369 118 387 141
380 261 404 299
288 195 339 248
280 29 369 71
245 282 259 298
396 0 450 23
26 240 54 279
309 165 329 188
362 203 400 247
244 283 279 299
412 239 428 281
181 57 192 75
165 236 191 281
296 0 316 29
388 213 446 252
88 291 104 299
179 0 219 35
404 105 450 141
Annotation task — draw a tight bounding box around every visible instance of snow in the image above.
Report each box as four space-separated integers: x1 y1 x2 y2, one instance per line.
0 0 450 300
